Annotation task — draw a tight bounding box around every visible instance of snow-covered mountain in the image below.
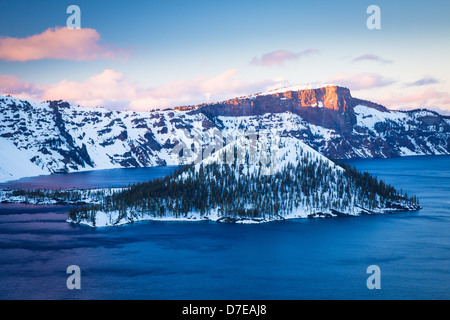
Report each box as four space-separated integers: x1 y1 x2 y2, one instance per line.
190 85 450 159
0 96 217 182
1 85 449 182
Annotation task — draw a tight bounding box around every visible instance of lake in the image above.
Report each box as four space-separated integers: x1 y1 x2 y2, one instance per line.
0 166 179 190
0 156 449 300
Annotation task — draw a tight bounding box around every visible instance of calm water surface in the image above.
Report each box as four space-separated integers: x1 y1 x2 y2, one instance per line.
0 156 449 299
0 166 178 190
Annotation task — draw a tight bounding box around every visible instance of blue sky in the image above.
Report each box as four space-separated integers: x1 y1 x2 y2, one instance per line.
0 0 449 113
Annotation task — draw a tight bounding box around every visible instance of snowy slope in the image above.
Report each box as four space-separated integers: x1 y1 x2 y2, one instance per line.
0 95 219 182
0 138 47 182
194 133 343 176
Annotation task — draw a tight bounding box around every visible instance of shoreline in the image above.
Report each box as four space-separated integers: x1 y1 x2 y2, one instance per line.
66 204 422 228
0 193 421 228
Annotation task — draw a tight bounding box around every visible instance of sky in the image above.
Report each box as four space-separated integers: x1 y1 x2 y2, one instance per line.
0 0 449 114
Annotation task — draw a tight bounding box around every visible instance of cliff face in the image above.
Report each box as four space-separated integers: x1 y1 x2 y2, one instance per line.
277 86 351 111
189 86 352 115
189 86 387 134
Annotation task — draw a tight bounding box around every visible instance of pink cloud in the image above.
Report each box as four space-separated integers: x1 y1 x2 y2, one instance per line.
0 69 286 111
39 69 137 103
0 74 33 94
328 73 450 113
0 27 127 62
379 88 450 112
2 69 449 114
251 49 318 67
329 73 395 90
130 69 287 110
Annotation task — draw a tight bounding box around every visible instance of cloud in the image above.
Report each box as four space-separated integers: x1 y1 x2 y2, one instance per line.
130 69 287 110
422 106 450 116
2 69 449 114
37 69 138 108
0 74 33 94
380 88 450 108
0 69 287 111
329 73 395 90
250 49 318 67
352 54 393 64
406 77 440 87
373 88 450 114
0 27 128 62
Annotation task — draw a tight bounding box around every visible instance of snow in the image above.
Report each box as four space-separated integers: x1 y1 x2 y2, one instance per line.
410 110 439 118
398 147 417 156
256 84 338 96
219 112 308 136
0 95 219 181
70 207 223 227
0 187 121 205
0 138 47 182
354 105 408 130
308 124 337 141
191 134 343 178
71 201 414 228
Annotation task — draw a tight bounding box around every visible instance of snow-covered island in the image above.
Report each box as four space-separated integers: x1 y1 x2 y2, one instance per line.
65 135 421 227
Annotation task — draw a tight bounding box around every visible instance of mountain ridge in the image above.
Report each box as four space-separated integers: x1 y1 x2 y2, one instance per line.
1 85 449 182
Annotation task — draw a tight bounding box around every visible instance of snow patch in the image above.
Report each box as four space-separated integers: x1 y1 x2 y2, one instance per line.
0 138 47 182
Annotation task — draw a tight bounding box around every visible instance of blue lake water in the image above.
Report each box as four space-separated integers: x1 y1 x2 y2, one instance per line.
0 156 449 300
0 166 179 190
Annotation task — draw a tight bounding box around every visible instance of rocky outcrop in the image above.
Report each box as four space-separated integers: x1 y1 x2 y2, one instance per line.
189 86 389 134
